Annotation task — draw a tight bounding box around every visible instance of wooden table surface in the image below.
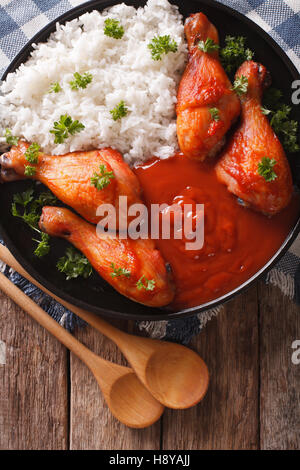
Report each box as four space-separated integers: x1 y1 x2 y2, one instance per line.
0 280 299 450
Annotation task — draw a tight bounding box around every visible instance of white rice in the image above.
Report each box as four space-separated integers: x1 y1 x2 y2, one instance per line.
0 0 187 166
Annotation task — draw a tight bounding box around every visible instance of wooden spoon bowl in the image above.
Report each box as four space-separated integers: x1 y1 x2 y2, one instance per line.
108 371 163 427
143 342 209 409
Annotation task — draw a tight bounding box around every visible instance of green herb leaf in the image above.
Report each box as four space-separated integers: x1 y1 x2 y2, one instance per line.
104 18 124 39
32 191 58 209
24 165 37 177
232 75 248 96
136 276 155 291
25 142 40 164
262 90 300 154
257 157 277 182
198 38 219 53
220 36 254 75
91 164 115 190
261 106 272 116
4 129 19 146
148 35 178 61
57 247 93 280
110 100 128 121
33 232 50 258
50 114 85 144
49 81 62 93
263 88 283 111
209 107 220 121
110 263 131 278
69 72 93 90
12 188 34 209
11 188 57 257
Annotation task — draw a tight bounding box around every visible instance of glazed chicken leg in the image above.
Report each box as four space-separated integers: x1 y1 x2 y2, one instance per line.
0 141 141 226
39 206 175 307
176 13 241 160
215 61 293 215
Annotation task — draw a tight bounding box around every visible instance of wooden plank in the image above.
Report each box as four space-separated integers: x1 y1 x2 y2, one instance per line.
162 286 259 450
0 290 68 450
258 282 300 450
70 319 161 450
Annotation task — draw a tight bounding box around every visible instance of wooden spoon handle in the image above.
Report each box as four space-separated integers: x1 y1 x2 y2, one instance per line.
0 269 102 369
0 244 130 345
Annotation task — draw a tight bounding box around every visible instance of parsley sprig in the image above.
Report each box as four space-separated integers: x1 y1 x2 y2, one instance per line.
257 157 277 182
136 276 155 291
209 107 220 122
24 165 37 177
24 142 40 177
148 35 178 61
232 75 248 96
262 88 300 153
25 142 40 164
49 82 62 93
50 114 85 144
32 232 51 257
11 188 57 257
110 263 131 279
110 100 128 121
198 38 219 54
69 72 93 90
91 164 115 190
57 247 93 280
4 129 19 146
220 36 254 76
104 18 124 39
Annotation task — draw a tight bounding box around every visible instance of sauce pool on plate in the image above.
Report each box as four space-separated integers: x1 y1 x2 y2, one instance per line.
135 154 299 310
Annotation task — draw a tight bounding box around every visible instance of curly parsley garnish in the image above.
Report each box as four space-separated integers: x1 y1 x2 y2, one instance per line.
262 88 300 153
209 107 220 121
50 114 85 144
198 38 219 54
91 164 115 190
257 157 277 182
148 35 178 61
104 18 124 39
25 142 40 164
69 72 93 90
110 263 131 279
49 81 62 93
57 247 93 280
33 232 51 257
4 129 19 146
11 188 57 257
232 75 248 96
136 276 155 291
110 100 128 121
24 165 37 177
220 36 254 76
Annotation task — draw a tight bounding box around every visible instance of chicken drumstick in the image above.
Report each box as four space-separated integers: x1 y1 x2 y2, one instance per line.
215 61 293 216
176 12 241 161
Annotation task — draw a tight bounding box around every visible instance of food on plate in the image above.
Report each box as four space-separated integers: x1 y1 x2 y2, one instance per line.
176 13 241 160
0 141 142 225
39 206 175 307
215 61 293 215
0 0 299 311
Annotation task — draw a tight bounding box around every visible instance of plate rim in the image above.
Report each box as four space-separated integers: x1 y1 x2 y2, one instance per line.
1 0 300 321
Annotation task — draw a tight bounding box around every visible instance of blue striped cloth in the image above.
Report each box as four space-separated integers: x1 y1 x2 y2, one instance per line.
0 0 299 343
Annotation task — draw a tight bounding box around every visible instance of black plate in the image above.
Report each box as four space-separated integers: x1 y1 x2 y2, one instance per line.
1 0 299 321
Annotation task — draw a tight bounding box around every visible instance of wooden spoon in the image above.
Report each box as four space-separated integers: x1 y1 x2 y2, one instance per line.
0 270 163 428
0 245 209 409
